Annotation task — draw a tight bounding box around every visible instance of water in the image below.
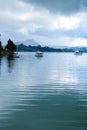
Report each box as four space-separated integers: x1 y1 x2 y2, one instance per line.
0 52 87 130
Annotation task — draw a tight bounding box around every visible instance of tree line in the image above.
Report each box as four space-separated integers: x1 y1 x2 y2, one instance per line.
0 39 16 55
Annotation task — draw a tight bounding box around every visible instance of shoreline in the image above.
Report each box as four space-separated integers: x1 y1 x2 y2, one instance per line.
0 50 13 56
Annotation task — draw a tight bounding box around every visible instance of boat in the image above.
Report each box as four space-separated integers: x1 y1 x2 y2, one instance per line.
35 51 43 57
13 45 20 58
13 52 20 58
74 50 82 55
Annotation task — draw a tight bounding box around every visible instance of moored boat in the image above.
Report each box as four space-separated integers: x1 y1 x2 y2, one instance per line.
35 51 43 57
74 50 82 55
13 52 20 58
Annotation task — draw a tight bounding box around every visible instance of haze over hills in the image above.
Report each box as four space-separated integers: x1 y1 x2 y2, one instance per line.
15 39 87 52
16 39 39 46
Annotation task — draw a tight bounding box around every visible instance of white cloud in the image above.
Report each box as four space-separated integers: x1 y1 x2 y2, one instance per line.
0 0 87 46
71 37 87 46
0 0 80 30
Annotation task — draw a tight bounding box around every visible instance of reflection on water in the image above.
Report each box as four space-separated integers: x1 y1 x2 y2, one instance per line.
0 56 2 73
0 52 87 130
0 55 15 74
7 55 15 73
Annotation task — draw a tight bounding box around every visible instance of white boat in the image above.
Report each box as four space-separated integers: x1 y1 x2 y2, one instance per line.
35 51 43 57
13 52 20 58
13 45 20 58
74 50 82 55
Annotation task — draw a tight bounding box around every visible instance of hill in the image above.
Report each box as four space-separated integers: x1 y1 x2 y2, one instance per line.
16 39 87 52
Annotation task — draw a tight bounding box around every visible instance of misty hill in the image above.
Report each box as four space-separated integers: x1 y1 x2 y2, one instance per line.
16 39 87 52
17 44 87 52
16 39 39 46
17 44 62 52
16 39 63 52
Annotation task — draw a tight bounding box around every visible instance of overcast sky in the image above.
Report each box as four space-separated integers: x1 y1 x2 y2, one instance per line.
1 0 87 46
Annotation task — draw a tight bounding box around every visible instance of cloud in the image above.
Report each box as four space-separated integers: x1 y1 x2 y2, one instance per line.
0 0 87 46
20 0 87 15
0 0 80 33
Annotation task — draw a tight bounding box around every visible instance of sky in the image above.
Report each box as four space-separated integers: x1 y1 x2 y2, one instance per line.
1 0 87 46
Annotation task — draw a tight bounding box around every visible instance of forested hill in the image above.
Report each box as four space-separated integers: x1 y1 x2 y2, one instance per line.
17 44 87 52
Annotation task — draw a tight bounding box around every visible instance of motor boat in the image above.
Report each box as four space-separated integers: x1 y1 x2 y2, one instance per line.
13 52 20 58
35 51 43 57
74 50 82 55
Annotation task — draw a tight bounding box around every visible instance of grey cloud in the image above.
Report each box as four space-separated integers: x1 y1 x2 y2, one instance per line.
19 0 87 15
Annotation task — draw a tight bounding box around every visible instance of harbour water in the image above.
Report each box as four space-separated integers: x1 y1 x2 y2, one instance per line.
0 52 87 130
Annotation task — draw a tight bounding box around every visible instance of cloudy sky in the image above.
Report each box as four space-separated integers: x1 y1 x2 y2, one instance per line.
1 0 87 46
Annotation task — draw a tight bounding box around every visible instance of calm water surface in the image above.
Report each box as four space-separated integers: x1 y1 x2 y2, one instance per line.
0 52 87 130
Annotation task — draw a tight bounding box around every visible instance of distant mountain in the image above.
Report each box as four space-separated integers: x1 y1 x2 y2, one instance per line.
16 39 39 46
15 39 87 52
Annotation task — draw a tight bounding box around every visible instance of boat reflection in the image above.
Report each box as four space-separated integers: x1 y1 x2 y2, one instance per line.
7 55 15 73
